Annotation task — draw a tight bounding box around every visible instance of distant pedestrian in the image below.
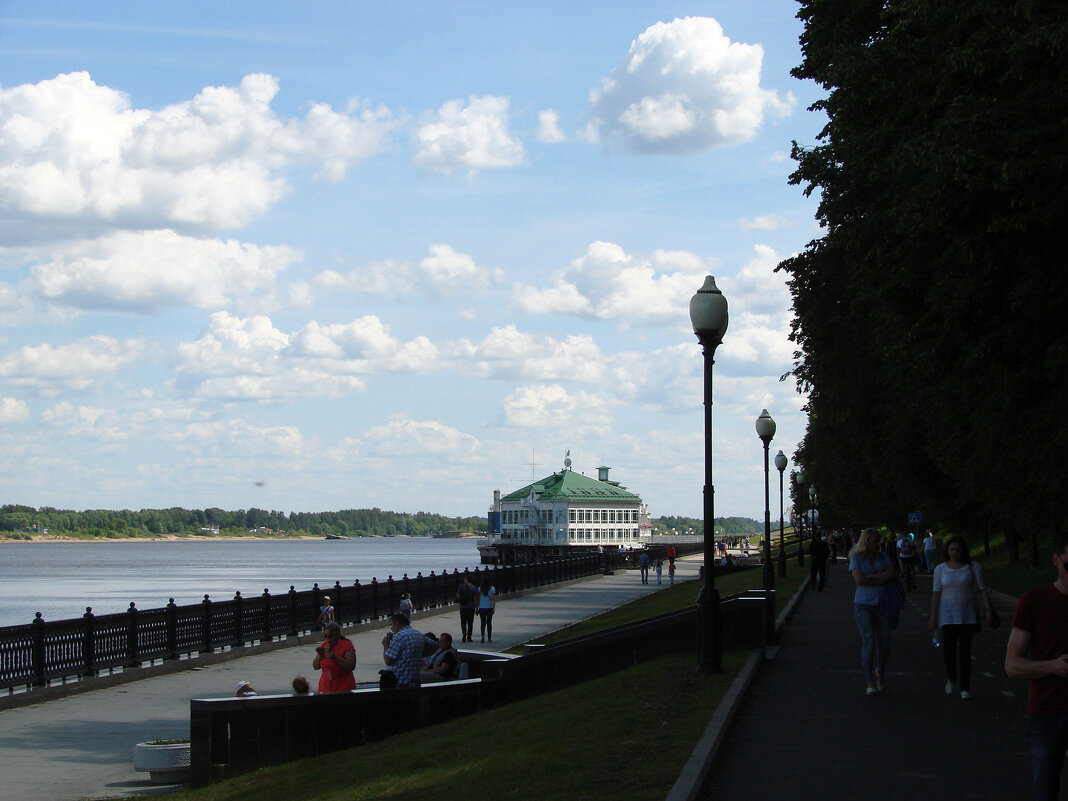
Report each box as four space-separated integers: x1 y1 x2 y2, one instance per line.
809 534 830 591
923 530 937 573
848 528 899 696
669 560 676 585
313 622 356 694
1006 532 1068 800
315 595 335 629
477 575 496 643
655 558 663 584
929 536 993 699
639 551 650 584
399 592 413 622
667 545 677 564
456 574 478 642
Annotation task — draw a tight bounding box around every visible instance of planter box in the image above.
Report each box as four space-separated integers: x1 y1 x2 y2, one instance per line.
133 741 192 784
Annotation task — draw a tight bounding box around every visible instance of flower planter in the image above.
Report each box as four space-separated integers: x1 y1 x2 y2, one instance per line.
133 740 192 784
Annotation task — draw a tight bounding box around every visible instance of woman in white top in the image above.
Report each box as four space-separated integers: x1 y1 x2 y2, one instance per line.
928 536 993 699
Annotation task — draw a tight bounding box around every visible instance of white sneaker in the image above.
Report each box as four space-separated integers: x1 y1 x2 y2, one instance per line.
945 680 955 694
960 690 971 700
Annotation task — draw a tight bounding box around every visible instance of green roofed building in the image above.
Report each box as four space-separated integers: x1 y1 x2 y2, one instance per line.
483 459 651 563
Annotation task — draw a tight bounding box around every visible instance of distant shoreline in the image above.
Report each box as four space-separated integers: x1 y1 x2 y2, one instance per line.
0 532 484 544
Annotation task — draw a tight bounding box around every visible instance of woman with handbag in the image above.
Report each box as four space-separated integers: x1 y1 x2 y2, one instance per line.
849 528 900 696
928 535 995 699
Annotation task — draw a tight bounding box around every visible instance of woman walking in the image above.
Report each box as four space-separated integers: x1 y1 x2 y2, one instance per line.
477 575 496 643
849 528 899 696
928 536 993 699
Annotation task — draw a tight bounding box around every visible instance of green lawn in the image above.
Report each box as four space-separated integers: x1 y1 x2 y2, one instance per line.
133 564 810 801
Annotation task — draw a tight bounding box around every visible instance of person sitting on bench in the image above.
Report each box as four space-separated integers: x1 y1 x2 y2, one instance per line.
419 632 459 683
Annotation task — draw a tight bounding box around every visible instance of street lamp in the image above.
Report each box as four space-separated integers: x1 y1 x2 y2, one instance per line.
690 276 728 672
775 450 788 578
809 485 820 559
795 470 806 566
755 409 776 645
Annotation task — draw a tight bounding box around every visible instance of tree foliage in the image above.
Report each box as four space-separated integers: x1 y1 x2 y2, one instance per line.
781 0 1068 560
0 504 487 539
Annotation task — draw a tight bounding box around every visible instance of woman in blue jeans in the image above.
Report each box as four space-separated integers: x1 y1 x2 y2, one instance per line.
848 528 899 696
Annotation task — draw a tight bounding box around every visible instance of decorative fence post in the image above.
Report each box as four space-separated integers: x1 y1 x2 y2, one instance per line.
126 602 139 668
82 607 95 678
386 576 396 617
287 586 298 637
232 591 244 648
32 612 45 687
167 599 178 661
352 579 362 624
333 581 344 625
262 589 272 641
370 578 379 620
312 583 322 630
201 595 212 654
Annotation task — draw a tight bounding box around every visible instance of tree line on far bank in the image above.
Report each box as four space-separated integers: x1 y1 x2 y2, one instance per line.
0 505 487 540
0 504 762 541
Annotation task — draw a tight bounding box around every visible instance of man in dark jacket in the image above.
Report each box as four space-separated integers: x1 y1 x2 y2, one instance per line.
809 535 830 591
456 574 478 642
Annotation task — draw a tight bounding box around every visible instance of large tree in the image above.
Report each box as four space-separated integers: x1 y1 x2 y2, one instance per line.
781 0 1068 558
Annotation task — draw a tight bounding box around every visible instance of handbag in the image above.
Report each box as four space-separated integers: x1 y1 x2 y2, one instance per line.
879 577 905 629
969 564 999 630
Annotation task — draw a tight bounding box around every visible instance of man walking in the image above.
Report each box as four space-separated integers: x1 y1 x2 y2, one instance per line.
638 550 650 584
456 574 478 642
808 534 830 591
1006 533 1068 800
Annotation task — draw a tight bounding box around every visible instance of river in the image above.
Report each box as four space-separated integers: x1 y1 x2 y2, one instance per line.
0 537 482 628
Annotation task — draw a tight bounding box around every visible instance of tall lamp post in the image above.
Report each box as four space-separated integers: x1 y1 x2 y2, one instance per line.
755 409 776 645
795 470 806 565
690 275 728 672
809 485 819 558
775 450 788 578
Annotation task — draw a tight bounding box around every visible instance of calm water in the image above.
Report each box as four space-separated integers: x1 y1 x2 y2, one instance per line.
0 537 482 628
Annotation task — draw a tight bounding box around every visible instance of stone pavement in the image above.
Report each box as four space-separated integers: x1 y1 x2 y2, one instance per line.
0 559 700 801
706 557 1038 800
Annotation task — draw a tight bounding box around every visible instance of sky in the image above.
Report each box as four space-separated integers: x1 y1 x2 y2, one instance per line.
0 1 825 522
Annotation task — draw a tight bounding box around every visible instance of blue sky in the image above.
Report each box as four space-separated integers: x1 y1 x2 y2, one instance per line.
0 1 824 521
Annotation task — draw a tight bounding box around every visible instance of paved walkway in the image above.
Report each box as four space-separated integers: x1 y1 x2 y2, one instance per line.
707 557 1037 800
0 560 700 801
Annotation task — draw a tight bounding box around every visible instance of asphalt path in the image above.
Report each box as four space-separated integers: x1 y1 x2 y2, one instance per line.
706 557 1037 800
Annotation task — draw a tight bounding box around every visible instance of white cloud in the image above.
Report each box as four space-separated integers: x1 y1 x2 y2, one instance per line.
315 260 413 296
501 384 613 433
512 241 709 325
419 244 501 298
363 417 480 458
0 335 145 394
0 72 395 240
737 214 787 230
717 245 795 371
313 245 500 300
412 95 524 173
586 17 794 154
450 325 607 381
29 229 301 312
176 311 439 400
534 109 566 143
0 397 29 423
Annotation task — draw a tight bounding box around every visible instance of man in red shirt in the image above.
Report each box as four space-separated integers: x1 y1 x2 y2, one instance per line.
313 622 356 693
1006 533 1068 800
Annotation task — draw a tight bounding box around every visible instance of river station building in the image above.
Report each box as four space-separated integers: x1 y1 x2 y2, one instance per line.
483 463 651 563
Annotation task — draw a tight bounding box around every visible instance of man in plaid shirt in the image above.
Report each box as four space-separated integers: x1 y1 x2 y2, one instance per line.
383 612 426 688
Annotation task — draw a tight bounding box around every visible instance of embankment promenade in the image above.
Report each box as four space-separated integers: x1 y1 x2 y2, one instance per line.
0 558 701 801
